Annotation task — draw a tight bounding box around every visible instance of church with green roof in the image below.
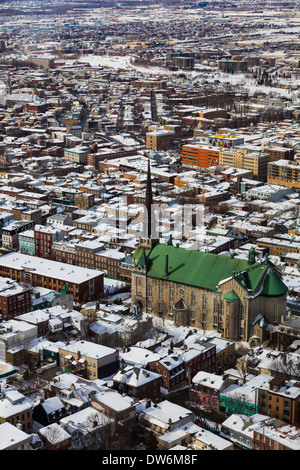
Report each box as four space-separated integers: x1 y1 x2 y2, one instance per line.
132 240 288 345
132 157 288 346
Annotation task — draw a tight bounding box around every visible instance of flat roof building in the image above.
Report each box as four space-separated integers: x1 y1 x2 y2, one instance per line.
0 253 104 304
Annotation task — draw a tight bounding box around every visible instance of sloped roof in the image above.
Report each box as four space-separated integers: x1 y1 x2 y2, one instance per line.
224 290 240 302
133 243 266 293
261 269 288 297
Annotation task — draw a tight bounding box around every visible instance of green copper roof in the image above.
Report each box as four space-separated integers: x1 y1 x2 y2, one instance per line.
224 290 240 302
137 247 148 268
261 269 288 297
133 243 269 292
132 246 150 259
253 315 269 328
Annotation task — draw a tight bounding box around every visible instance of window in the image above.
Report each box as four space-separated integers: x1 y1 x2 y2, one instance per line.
191 291 196 306
158 284 163 299
240 305 244 319
169 286 174 301
274 304 278 323
202 294 207 310
136 277 142 295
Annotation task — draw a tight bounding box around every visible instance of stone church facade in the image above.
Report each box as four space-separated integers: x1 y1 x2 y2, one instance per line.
131 239 288 345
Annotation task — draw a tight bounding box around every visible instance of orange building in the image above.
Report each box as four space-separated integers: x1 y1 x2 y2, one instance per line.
182 144 220 169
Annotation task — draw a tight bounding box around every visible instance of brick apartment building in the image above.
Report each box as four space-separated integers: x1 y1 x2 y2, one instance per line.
0 253 104 304
75 240 104 270
0 278 32 321
146 129 175 151
253 422 300 450
52 241 77 265
95 249 125 279
147 342 216 395
34 225 65 259
256 375 300 426
112 366 162 403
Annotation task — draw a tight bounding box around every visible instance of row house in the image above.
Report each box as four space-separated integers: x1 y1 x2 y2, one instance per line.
2 220 35 251
189 371 235 412
34 225 65 259
73 213 103 232
0 278 32 321
0 388 33 434
19 230 35 255
52 240 77 265
147 340 217 395
75 240 104 270
95 249 125 279
256 375 300 427
253 421 300 450
15 309 51 337
112 365 162 403
91 389 137 423
147 348 186 394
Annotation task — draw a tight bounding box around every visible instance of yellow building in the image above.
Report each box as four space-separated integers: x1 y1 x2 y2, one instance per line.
219 148 270 181
192 428 234 450
0 389 33 434
146 129 175 151
267 159 300 190
0 422 32 450
59 340 119 380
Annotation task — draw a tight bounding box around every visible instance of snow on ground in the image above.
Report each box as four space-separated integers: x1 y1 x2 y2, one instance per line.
65 54 292 99
104 277 127 294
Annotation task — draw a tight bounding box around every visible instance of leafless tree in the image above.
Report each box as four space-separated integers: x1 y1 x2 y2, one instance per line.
41 423 67 450
272 354 300 381
235 346 256 384
81 411 113 450
80 310 98 341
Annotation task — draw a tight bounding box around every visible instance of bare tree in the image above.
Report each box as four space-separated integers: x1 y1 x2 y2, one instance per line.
80 310 98 341
40 423 68 450
235 346 257 384
81 411 114 450
272 354 300 381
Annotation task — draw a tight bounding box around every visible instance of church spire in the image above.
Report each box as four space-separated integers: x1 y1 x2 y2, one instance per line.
145 157 153 239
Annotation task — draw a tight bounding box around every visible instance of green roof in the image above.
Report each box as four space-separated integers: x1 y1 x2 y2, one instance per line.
136 247 149 269
224 290 240 302
261 269 288 297
133 244 269 293
132 246 150 259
